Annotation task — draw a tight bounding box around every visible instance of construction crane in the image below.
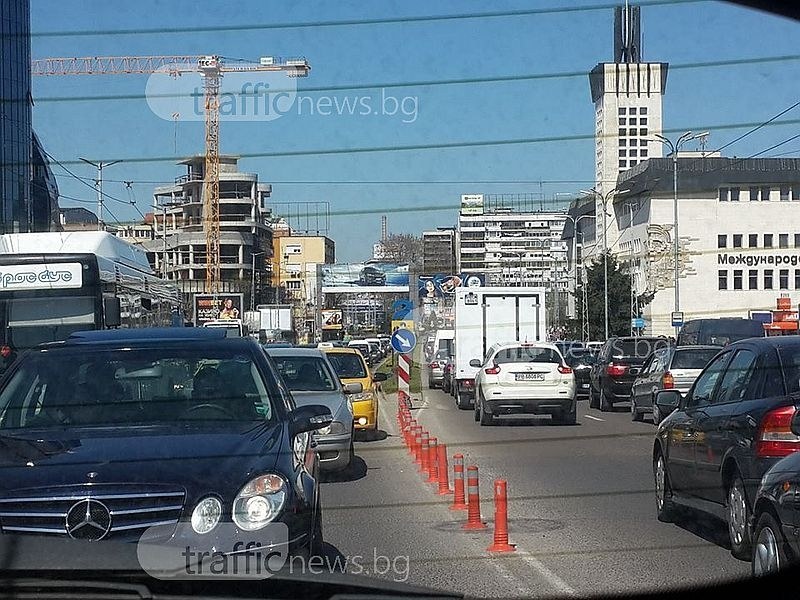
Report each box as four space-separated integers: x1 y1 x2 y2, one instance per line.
32 55 310 293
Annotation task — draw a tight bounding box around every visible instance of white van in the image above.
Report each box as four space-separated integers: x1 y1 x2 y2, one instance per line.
433 329 455 357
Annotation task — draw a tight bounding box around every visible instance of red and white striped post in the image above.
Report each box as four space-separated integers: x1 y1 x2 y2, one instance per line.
462 465 487 530
397 353 412 409
449 454 468 511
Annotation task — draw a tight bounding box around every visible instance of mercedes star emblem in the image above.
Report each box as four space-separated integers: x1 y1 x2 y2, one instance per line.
65 499 112 541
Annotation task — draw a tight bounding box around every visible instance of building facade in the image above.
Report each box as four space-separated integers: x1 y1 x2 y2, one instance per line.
150 156 274 315
422 227 457 276
613 157 800 335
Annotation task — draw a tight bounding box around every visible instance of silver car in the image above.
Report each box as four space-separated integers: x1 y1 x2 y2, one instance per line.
265 347 360 471
427 349 450 389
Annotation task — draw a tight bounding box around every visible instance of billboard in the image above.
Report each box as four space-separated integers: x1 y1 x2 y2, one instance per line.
194 293 244 326
321 309 344 330
417 273 485 300
460 194 484 215
321 262 409 293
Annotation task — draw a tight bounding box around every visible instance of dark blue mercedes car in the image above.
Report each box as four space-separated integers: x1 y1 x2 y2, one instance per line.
0 328 332 561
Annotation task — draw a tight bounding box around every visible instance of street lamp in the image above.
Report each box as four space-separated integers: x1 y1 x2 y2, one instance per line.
563 214 597 325
79 158 122 230
653 131 709 335
250 251 265 311
580 187 629 340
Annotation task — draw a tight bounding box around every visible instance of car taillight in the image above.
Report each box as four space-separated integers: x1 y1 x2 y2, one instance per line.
606 363 628 377
484 364 501 375
557 365 573 374
0 346 12 359
662 372 674 389
464 379 474 388
430 362 439 369
756 406 800 458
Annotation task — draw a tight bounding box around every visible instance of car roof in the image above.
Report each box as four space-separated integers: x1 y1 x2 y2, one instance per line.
729 336 800 349
264 347 327 358
322 346 361 355
66 328 226 343
673 344 720 351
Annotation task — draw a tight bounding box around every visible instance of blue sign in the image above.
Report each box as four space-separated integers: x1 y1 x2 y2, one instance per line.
391 328 417 353
392 299 413 320
632 317 645 329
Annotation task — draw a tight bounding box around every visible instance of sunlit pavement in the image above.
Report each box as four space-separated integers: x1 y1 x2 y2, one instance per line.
321 369 750 598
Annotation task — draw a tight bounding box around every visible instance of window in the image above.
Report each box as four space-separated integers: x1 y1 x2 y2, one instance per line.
629 149 638 157
780 233 789 249
764 270 774 289
749 270 758 290
796 270 800 290
640 107 648 115
494 346 560 364
686 351 730 407
719 188 729 202
780 269 789 290
764 234 774 248
640 117 648 125
749 186 759 202
618 128 626 136
730 187 740 201
718 270 728 290
780 186 790 202
715 350 758 405
619 160 627 168
273 356 337 392
749 234 758 248
286 280 302 290
618 118 627 125
619 138 627 147
733 234 742 248
793 186 800 202
640 149 648 157
618 107 627 115
630 160 638 167
717 234 727 248
619 149 627 157
795 234 800 248
630 138 638 146
639 128 648 136
761 186 771 201
733 270 743 290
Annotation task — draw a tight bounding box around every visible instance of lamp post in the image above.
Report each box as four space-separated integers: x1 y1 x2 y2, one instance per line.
250 251 265 311
564 214 597 326
79 158 121 230
580 187 629 340
624 202 639 336
653 131 709 336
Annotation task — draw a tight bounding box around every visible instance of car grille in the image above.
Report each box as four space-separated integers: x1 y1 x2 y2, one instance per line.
0 484 185 541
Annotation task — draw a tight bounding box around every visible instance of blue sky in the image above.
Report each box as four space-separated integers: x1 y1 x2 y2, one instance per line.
30 0 800 261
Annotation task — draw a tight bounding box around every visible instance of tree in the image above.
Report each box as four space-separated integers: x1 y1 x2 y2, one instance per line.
378 233 423 268
566 251 654 340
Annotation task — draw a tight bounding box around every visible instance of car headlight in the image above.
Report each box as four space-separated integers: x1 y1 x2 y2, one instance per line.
191 496 222 534
232 474 287 531
316 421 348 436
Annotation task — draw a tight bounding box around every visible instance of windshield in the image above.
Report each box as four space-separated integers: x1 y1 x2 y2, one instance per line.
272 356 338 392
0 348 273 429
671 348 720 370
5 296 96 349
326 352 367 379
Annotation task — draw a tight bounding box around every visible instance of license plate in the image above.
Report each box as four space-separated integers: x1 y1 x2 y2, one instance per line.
515 372 545 381
581 383 589 388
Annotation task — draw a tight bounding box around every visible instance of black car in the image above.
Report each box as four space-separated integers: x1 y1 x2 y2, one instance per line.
652 336 800 559
590 336 670 411
0 328 332 559
564 347 596 399
751 445 800 577
677 317 764 346
358 266 386 286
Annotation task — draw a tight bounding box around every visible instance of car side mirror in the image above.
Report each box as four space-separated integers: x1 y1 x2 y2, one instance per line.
655 389 682 411
344 382 363 394
291 404 333 435
373 372 388 382
469 359 482 368
791 410 800 437
103 296 122 328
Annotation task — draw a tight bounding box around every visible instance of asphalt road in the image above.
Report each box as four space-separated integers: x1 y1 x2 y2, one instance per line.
320 372 751 598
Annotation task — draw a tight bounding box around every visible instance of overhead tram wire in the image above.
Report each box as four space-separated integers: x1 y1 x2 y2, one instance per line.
29 0 706 39
712 99 800 154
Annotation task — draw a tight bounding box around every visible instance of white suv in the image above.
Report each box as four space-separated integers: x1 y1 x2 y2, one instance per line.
471 342 577 426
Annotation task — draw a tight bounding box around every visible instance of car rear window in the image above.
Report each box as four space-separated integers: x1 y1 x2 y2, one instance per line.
610 338 670 359
273 356 338 392
779 345 800 395
671 348 720 370
565 349 596 367
494 346 561 364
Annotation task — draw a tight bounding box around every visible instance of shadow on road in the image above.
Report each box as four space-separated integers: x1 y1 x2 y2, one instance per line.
355 429 388 442
321 456 368 484
673 509 732 550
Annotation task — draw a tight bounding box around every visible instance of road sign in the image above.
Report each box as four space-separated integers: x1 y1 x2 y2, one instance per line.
671 311 684 327
632 317 645 329
391 328 417 353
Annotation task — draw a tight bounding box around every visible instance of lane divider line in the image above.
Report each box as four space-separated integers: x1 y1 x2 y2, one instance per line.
584 414 605 422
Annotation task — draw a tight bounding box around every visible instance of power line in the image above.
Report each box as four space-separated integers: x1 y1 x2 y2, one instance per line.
29 0 705 39
42 150 134 207
28 54 800 104
713 99 800 154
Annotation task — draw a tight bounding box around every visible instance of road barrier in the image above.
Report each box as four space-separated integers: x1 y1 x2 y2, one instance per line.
437 444 452 495
463 465 487 530
420 433 430 472
426 437 439 483
450 453 468 510
413 427 423 462
487 479 515 552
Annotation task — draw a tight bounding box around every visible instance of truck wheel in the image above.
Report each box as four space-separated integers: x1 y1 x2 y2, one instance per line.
456 389 471 410
599 388 612 412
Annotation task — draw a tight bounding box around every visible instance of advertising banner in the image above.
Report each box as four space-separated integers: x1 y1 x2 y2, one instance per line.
321 262 409 293
417 273 485 300
460 194 484 216
194 293 244 326
321 309 344 330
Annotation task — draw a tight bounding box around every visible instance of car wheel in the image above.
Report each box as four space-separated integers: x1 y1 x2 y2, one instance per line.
478 397 494 426
559 400 577 425
589 386 599 409
473 399 480 422
599 388 612 412
310 506 324 558
654 450 676 523
631 395 643 422
727 474 752 560
752 510 791 577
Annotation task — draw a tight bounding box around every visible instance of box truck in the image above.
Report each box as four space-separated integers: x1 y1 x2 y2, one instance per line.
452 287 547 409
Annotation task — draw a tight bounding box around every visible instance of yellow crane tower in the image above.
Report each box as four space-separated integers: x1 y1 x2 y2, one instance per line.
32 55 310 293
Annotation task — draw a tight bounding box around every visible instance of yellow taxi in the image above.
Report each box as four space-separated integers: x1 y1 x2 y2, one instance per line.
322 346 387 431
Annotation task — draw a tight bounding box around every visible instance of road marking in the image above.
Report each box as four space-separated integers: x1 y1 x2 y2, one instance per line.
584 414 605 422
513 551 577 597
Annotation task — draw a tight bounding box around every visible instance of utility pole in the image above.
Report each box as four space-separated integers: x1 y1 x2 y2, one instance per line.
80 158 121 230
625 202 639 336
162 205 168 279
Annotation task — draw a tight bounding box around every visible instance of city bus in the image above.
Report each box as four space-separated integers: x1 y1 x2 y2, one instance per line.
0 231 182 371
